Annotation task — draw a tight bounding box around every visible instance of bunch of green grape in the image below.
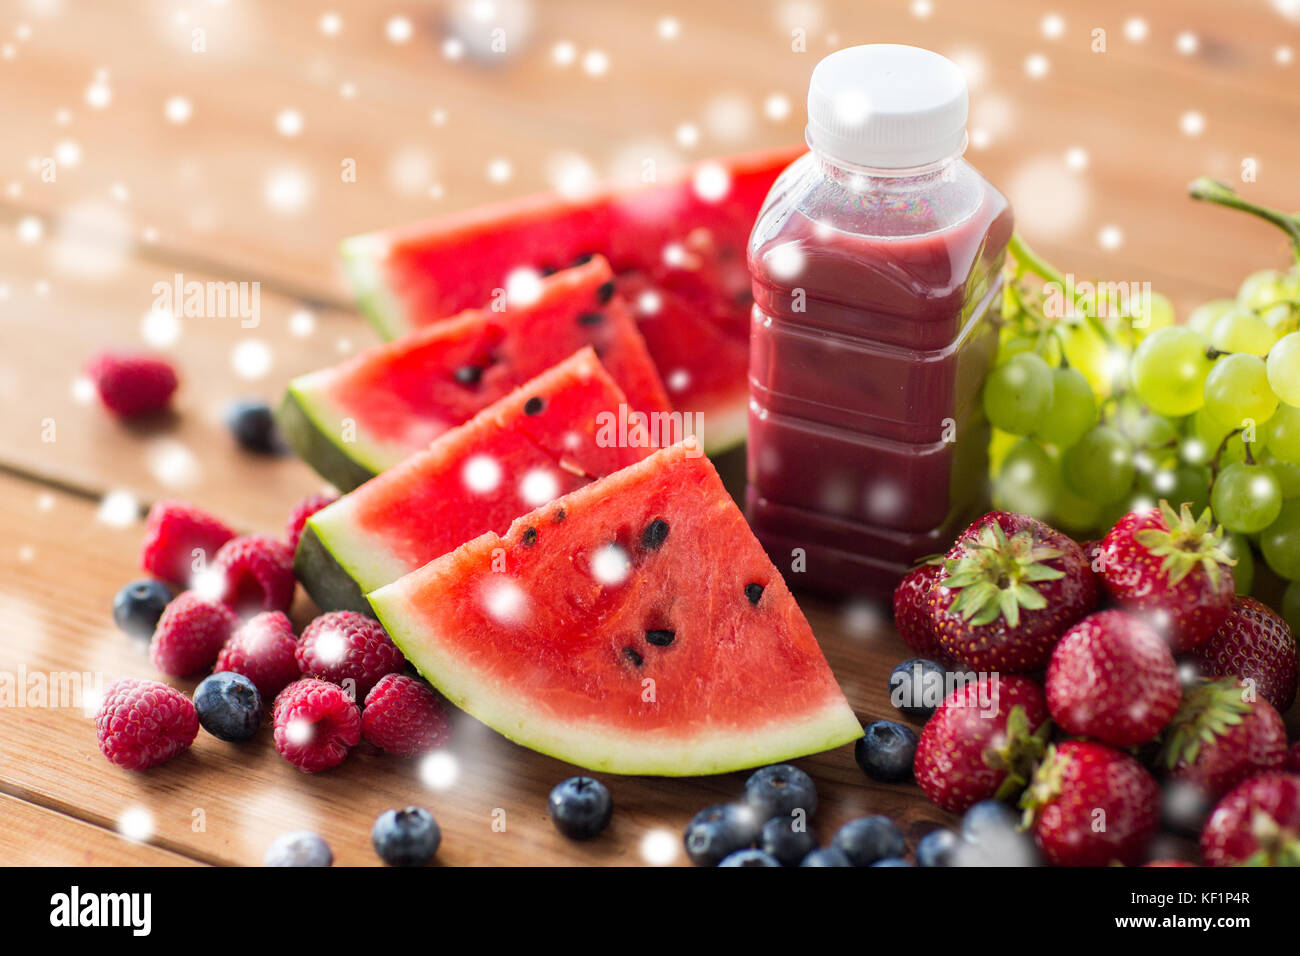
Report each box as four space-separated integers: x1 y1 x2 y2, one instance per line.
983 202 1300 631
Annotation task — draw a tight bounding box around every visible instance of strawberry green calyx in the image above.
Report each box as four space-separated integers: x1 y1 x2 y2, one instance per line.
1134 500 1235 589
1241 809 1300 867
984 705 1052 802
940 522 1064 628
1018 742 1069 830
1159 678 1252 771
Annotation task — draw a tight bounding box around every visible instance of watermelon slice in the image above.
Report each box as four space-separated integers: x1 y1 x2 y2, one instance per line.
341 146 803 453
279 257 671 491
297 348 659 613
369 442 862 775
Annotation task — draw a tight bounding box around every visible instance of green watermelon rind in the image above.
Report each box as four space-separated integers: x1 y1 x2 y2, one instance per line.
368 578 864 777
340 233 411 340
295 491 415 613
293 520 372 615
276 377 404 493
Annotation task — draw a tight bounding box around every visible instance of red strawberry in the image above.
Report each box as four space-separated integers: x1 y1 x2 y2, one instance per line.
913 674 1050 813
85 351 178 417
1289 741 1300 774
150 590 239 677
1021 740 1160 867
362 674 452 757
927 512 1098 672
215 611 300 699
1191 596 1297 712
892 562 954 666
1201 772 1300 866
1045 610 1181 747
139 500 236 587
285 492 338 554
1160 678 1288 798
1099 502 1235 652
213 534 296 614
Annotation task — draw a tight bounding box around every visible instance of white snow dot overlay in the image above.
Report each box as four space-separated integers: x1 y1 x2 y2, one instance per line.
463 455 502 494
591 544 631 586
519 468 560 507
483 578 527 624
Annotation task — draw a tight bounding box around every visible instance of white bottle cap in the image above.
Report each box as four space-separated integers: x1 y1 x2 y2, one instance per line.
806 44 968 169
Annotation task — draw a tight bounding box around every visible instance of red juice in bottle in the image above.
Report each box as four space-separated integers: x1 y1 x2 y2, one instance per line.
747 45 1013 598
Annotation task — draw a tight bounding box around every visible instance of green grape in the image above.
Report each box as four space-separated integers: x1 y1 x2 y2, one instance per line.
1051 486 1104 536
1260 500 1300 580
1238 268 1289 311
1211 461 1283 533
997 332 1038 363
1284 580 1300 634
1114 400 1178 450
1208 307 1279 357
1140 464 1210 514
1063 425 1136 504
1266 332 1300 407
1261 303 1297 336
988 427 1019 474
982 352 1053 435
1059 322 1113 396
1187 299 1235 337
1131 326 1214 417
1264 403 1300 464
1117 291 1174 348
1263 454 1300 498
1220 533 1255 596
1203 353 1278 428
1034 367 1097 448
992 439 1061 519
1220 432 1270 466
1097 490 1158 532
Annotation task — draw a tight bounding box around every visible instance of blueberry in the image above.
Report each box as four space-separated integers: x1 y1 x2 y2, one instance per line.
760 815 817 867
888 658 948 718
112 579 173 640
743 764 818 821
548 776 612 840
1161 780 1213 837
718 849 781 867
870 857 913 867
854 720 919 782
224 398 284 454
960 799 1020 844
960 799 1043 866
193 671 262 742
683 804 761 867
263 830 333 867
832 816 905 867
799 847 853 867
916 828 961 867
372 807 441 867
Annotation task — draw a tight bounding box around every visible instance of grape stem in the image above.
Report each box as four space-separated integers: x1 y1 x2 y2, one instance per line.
1006 233 1118 347
1189 178 1300 266
1209 427 1244 481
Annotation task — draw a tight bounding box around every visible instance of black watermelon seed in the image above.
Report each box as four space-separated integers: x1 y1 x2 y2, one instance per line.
523 396 545 415
623 647 643 667
745 583 764 605
572 252 595 266
540 264 559 276
521 527 538 547
552 508 567 524
453 365 483 386
595 280 616 304
577 311 605 327
640 519 669 551
645 629 675 647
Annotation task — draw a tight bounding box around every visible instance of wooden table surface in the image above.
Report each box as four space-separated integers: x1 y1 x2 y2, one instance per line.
1 0 1298 866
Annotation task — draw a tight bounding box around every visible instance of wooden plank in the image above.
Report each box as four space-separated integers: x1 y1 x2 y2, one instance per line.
0 472 945 866
0 793 200 866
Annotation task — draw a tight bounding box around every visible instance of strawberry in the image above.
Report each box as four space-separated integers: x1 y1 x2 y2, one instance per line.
1159 678 1288 799
85 350 178 417
1191 596 1297 712
1045 610 1181 747
892 561 953 666
1201 772 1300 866
1021 740 1160 867
1289 741 1300 774
927 512 1097 672
913 674 1050 814
1098 502 1235 652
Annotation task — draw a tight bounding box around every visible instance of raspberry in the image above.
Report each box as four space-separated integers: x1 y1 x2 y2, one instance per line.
215 611 300 699
273 678 361 773
213 534 296 614
297 611 405 698
150 591 239 677
85 351 178 417
95 678 198 770
140 500 236 587
285 492 338 554
362 674 452 757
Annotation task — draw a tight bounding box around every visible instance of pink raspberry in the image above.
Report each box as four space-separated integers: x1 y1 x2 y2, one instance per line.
95 678 198 770
150 591 239 677
362 674 452 757
285 492 339 554
273 678 361 773
214 534 296 614
297 611 405 698
140 500 236 587
215 611 300 699
85 351 178 417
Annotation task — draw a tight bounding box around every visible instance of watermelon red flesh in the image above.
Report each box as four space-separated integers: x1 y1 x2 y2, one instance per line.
300 348 658 610
283 256 672 489
368 442 862 776
342 146 803 450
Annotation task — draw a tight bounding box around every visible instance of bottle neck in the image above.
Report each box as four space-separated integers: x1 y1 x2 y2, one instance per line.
807 130 968 188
